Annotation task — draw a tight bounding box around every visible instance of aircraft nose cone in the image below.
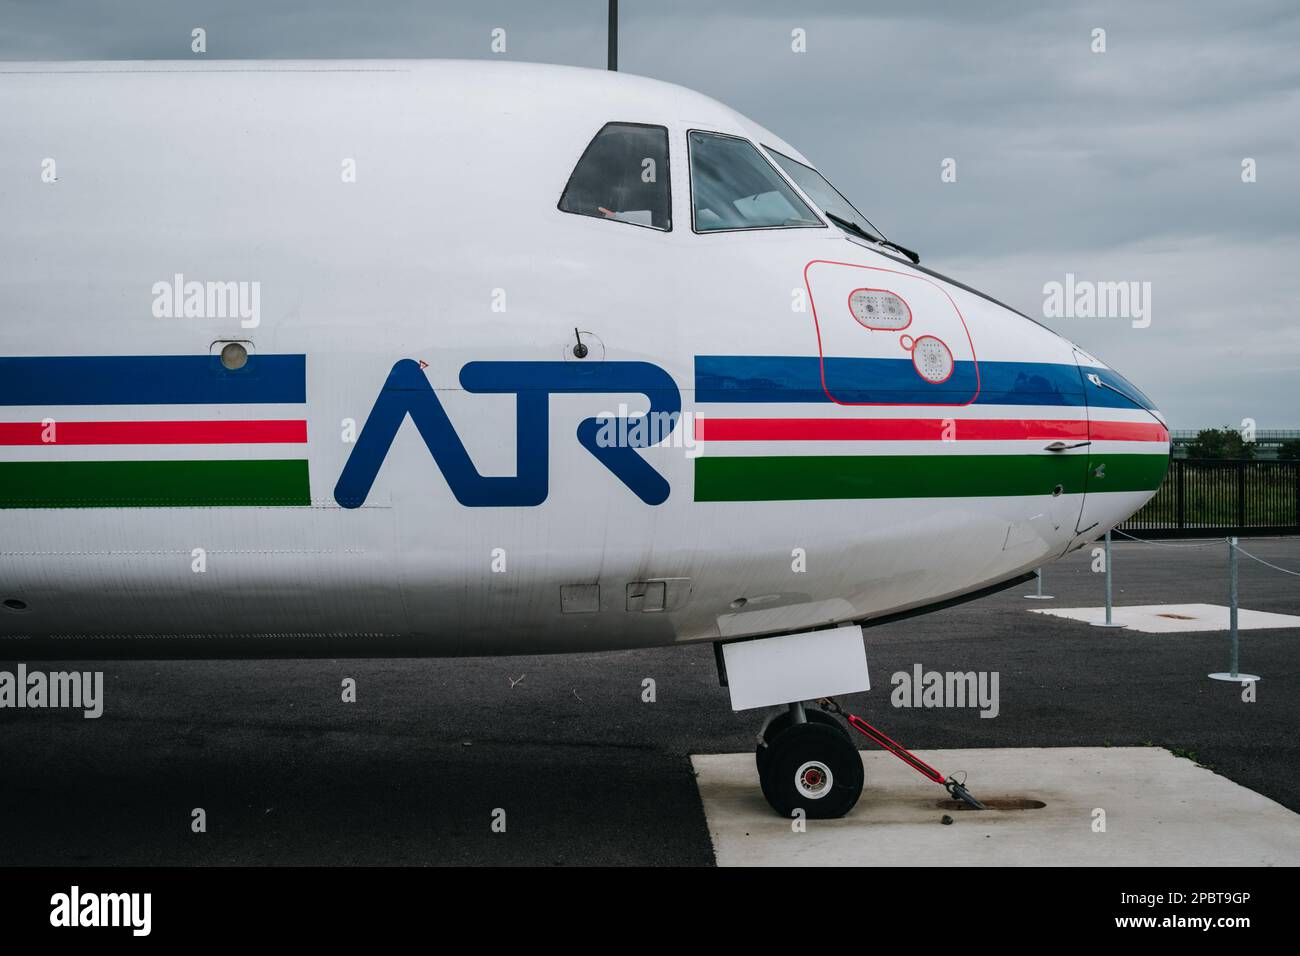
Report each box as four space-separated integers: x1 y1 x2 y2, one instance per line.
1070 358 1169 548
1085 363 1164 427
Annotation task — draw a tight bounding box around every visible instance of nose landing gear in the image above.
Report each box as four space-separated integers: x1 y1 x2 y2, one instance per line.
755 702 864 819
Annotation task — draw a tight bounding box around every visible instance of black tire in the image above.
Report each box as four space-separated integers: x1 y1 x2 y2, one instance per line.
759 721 864 819
755 708 849 776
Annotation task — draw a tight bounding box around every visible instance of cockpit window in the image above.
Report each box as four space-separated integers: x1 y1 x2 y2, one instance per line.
558 122 671 231
766 148 884 243
688 130 823 233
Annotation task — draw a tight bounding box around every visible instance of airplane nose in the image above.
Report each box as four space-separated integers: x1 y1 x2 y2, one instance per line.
1084 362 1165 428
1069 356 1169 547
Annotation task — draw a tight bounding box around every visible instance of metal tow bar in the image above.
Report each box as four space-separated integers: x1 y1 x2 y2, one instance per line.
818 697 987 810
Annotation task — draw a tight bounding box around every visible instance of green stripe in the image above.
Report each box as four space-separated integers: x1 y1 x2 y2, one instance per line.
0 460 311 508
695 454 1169 502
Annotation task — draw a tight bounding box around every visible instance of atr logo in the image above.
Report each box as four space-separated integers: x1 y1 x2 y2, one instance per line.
334 359 681 508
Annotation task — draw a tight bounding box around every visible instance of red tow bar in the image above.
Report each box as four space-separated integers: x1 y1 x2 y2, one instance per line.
821 699 987 810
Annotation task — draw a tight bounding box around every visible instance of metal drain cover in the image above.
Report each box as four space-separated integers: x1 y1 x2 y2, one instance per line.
937 797 1046 812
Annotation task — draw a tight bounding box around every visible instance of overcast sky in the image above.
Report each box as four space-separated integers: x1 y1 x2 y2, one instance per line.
3 0 1296 428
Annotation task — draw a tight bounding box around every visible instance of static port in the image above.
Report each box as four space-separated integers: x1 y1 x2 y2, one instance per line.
220 342 249 370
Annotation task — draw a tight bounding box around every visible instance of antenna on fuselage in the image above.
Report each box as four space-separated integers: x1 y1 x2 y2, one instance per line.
607 0 618 71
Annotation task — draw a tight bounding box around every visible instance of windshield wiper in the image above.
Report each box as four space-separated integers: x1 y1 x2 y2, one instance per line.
824 212 920 264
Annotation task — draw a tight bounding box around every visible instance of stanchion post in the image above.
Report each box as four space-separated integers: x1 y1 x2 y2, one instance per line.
1230 534 1239 677
1091 530 1125 627
1023 567 1053 600
1106 531 1113 624
1209 535 1260 683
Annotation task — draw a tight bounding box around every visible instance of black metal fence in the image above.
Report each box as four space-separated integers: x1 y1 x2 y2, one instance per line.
1120 458 1300 538
1169 429 1300 460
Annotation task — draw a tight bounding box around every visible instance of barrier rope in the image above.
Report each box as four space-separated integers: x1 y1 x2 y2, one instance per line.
1233 544 1300 578
1111 529 1222 549
1112 529 1299 574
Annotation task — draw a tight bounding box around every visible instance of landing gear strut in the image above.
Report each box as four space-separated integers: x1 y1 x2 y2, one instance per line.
755 702 864 819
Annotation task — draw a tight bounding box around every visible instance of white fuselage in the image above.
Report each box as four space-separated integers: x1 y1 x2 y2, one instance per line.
0 61 1168 657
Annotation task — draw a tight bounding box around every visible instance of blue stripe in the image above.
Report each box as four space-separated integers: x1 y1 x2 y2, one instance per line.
695 355 1153 409
1087 365 1159 413
0 355 306 406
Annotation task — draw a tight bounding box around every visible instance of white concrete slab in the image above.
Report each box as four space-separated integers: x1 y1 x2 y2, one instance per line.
1027 602 1300 633
692 747 1300 866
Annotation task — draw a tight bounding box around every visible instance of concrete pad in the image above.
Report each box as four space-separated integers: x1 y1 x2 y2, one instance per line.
1027 602 1300 633
692 747 1300 866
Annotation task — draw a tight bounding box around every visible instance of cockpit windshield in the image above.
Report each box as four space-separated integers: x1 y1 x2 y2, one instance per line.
688 131 823 232
766 148 885 244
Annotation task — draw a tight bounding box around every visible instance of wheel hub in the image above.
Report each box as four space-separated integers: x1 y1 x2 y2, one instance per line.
794 760 833 799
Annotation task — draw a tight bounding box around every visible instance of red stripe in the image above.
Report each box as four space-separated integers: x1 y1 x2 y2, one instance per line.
1088 420 1169 442
0 420 307 445
696 418 1167 442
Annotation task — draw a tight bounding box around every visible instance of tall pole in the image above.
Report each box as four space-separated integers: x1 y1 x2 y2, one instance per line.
1105 531 1113 625
1091 530 1124 627
1229 535 1239 677
1209 534 1260 683
608 0 618 71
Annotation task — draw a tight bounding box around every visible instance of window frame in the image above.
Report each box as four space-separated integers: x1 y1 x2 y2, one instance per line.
686 129 828 236
763 144 885 244
556 121 674 233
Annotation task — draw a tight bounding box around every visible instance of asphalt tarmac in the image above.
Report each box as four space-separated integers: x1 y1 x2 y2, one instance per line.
1 536 1296 866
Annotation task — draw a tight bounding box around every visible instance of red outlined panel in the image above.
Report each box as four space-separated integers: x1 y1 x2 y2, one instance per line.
805 259 981 407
